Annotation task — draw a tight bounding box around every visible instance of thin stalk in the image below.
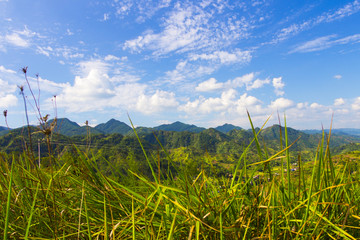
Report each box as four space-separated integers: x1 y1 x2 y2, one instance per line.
3 159 14 240
284 114 291 199
25 182 40 240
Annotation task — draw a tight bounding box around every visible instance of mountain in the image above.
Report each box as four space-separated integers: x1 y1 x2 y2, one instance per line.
50 118 102 136
95 119 132 135
0 126 10 136
215 124 242 133
302 128 360 137
154 121 205 133
126 127 154 136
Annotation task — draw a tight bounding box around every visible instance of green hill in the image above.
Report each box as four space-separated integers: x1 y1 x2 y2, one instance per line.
215 123 242 133
95 118 132 135
0 126 10 136
154 121 205 133
50 118 103 136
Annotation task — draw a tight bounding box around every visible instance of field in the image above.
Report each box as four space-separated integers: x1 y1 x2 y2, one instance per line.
1 114 360 240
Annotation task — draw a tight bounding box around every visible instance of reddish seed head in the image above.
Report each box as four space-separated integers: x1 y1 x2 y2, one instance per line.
3 110 7 117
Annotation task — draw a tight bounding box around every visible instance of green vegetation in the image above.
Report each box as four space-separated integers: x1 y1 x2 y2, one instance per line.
1 114 360 239
1 69 360 239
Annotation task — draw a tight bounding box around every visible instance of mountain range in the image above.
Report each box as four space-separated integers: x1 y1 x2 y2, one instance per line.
1 118 360 138
1 118 360 162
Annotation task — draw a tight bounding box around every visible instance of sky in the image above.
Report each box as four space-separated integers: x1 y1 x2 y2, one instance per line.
0 0 360 130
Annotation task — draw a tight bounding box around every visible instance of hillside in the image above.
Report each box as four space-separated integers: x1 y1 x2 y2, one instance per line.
95 118 132 135
154 121 205 133
215 123 242 133
0 126 10 136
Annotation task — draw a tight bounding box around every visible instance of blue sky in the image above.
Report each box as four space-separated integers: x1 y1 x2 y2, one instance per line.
1 0 360 129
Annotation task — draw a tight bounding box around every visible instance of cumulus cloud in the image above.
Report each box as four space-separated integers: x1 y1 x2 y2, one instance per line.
247 78 270 90
269 98 294 109
179 89 262 115
272 77 285 96
0 65 16 74
0 78 18 108
194 72 271 93
228 73 270 91
310 102 323 109
136 90 179 114
195 78 223 92
334 98 345 106
54 59 179 114
334 74 342 79
351 97 360 110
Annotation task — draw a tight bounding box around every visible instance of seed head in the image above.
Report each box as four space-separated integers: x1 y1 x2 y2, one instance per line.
22 66 28 74
18 85 24 92
3 110 7 117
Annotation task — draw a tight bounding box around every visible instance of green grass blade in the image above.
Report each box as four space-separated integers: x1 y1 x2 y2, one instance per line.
128 114 158 184
3 159 14 240
24 182 40 240
167 209 178 240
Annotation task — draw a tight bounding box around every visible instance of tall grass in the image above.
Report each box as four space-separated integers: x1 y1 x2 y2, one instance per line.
0 114 360 239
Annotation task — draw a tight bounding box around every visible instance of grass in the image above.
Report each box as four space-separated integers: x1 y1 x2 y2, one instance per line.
0 115 360 239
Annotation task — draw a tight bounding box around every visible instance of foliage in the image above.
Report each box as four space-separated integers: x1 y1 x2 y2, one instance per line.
1 115 360 239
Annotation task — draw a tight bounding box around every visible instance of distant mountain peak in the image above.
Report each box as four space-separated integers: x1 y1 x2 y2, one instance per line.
95 118 132 135
154 121 205 133
215 123 242 133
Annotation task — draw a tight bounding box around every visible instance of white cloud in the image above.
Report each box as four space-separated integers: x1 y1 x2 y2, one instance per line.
334 98 345 106
5 33 30 47
269 98 294 109
0 78 18 108
274 1 360 43
272 77 285 96
193 72 271 93
36 45 84 59
103 13 110 21
164 60 215 84
290 34 360 53
179 89 261 115
195 78 223 92
54 59 176 114
226 73 270 91
104 54 120 61
0 65 16 74
189 50 252 65
66 29 74 36
246 78 270 90
0 94 17 108
334 74 342 79
114 0 171 21
4 26 38 48
310 102 323 109
123 1 249 55
351 97 360 110
136 90 179 114
36 46 53 57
